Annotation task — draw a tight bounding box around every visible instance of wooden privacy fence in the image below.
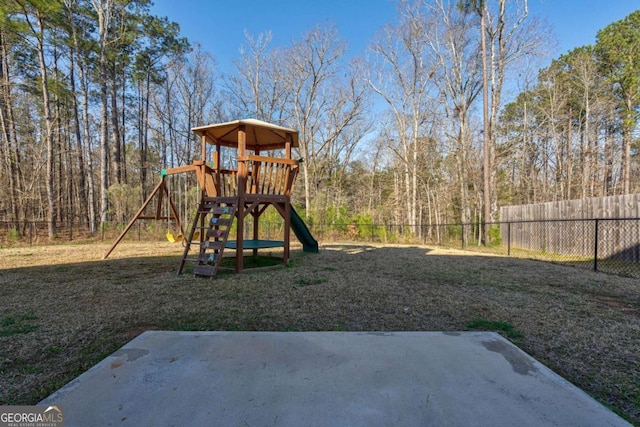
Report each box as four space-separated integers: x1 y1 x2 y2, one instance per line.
501 218 640 261
500 194 640 221
500 194 640 275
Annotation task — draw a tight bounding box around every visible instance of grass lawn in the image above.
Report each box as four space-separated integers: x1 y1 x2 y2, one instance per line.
0 241 638 424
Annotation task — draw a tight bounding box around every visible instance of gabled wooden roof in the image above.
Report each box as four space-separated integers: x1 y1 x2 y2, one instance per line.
192 119 299 150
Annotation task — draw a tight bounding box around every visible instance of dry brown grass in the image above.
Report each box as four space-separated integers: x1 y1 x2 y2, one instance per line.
0 241 639 424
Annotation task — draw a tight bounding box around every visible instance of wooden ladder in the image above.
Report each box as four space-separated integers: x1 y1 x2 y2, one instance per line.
178 197 237 278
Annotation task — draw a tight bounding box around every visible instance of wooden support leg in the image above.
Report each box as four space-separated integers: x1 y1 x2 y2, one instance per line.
284 202 291 266
253 208 260 257
103 179 166 259
236 201 244 273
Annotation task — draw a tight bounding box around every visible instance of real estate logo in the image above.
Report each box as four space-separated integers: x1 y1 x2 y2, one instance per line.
0 406 63 427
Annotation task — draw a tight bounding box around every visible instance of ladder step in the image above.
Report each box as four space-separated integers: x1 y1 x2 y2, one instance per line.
178 197 238 279
209 218 232 226
201 241 224 250
211 206 234 215
193 265 216 277
207 229 227 238
198 253 213 262
198 208 235 216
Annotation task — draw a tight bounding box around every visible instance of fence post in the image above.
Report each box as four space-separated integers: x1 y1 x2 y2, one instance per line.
507 222 511 256
593 219 599 272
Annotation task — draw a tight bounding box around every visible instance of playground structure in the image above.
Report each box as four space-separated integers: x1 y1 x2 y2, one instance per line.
104 119 318 278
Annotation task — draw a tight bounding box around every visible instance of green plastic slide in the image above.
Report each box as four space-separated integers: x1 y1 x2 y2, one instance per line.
290 206 319 253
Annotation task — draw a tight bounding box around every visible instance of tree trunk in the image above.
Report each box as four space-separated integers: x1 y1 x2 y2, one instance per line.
68 0 97 233
81 58 97 233
411 118 419 235
66 12 89 227
34 11 57 239
0 31 23 230
621 100 633 194
93 0 111 228
302 143 311 216
110 69 122 184
480 7 490 245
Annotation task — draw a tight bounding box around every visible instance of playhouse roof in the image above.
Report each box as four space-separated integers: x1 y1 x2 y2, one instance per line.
192 119 299 150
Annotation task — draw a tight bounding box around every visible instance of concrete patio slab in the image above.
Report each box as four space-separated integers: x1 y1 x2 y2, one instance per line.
41 331 630 426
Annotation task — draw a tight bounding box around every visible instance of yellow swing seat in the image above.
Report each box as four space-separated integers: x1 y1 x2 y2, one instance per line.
166 232 183 243
166 230 199 244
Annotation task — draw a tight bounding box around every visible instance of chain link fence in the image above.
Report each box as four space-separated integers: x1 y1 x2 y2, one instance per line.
1 218 638 278
499 218 640 278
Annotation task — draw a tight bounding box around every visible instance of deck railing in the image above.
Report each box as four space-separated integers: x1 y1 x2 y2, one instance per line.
242 155 298 197
214 169 238 197
213 156 298 197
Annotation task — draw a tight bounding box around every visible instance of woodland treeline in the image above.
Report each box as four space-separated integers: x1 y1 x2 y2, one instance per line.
1 0 638 241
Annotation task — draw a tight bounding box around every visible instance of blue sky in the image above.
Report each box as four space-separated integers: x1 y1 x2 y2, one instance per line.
150 0 639 74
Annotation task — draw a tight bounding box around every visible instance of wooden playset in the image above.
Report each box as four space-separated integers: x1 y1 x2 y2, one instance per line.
103 119 318 278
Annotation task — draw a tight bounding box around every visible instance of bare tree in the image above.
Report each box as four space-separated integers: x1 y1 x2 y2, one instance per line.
149 45 219 221
280 24 369 217
461 0 542 242
225 32 288 123
368 0 438 232
559 47 609 199
426 0 482 233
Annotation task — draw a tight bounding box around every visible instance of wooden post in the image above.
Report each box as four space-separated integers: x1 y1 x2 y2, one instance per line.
283 201 291 266
284 132 293 266
236 125 246 272
200 133 206 162
253 210 260 257
251 146 260 257
285 133 292 160
215 141 222 196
